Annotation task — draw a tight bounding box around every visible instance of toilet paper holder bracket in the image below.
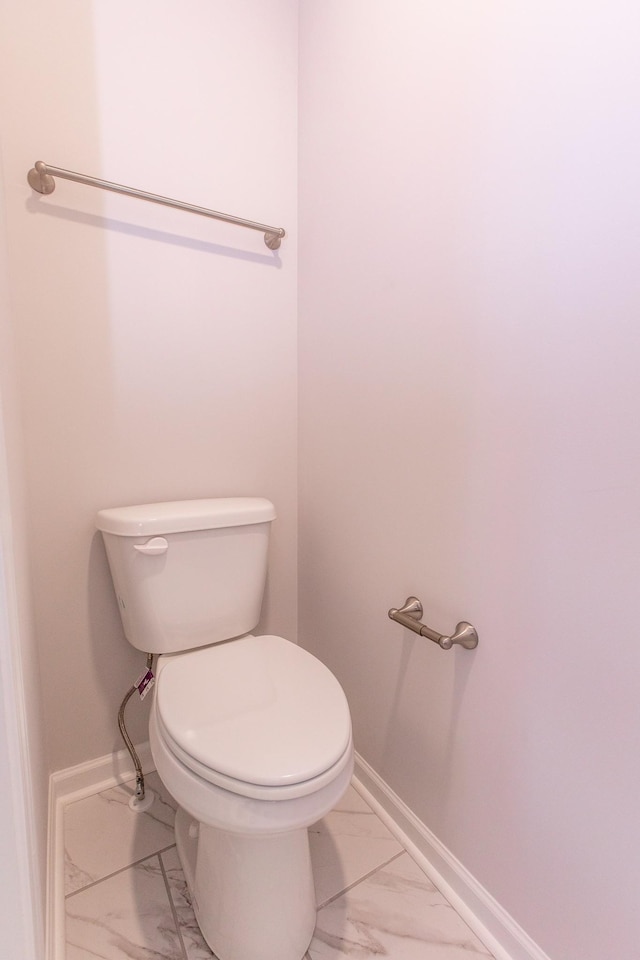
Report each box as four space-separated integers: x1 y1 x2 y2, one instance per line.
388 597 478 650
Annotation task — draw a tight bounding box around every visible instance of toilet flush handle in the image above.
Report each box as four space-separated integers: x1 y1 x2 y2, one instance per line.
133 537 169 556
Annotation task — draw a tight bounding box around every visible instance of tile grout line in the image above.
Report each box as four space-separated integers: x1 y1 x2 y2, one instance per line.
159 849 189 960
64 843 178 899
316 848 406 910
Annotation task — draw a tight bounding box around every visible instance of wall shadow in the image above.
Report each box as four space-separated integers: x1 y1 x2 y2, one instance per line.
26 197 283 267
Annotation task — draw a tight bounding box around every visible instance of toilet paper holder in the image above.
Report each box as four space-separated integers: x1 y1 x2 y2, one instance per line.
388 597 478 650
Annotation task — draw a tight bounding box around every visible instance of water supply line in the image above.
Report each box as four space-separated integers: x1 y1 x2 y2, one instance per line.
118 652 155 812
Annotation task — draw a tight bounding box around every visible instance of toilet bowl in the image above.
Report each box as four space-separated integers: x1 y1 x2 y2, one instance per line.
149 636 353 960
96 498 353 960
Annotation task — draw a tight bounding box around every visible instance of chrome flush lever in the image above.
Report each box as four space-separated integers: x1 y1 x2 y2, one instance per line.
133 537 169 556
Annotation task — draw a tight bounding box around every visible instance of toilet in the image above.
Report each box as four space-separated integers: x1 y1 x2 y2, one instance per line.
96 497 353 960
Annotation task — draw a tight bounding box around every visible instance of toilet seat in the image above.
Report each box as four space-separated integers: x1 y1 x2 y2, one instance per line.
155 635 352 801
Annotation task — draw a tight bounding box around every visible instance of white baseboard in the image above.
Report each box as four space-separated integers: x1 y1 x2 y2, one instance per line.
46 741 154 960
352 753 551 960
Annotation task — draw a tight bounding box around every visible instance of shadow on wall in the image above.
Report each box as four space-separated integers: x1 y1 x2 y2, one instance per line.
381 627 477 823
26 196 283 268
87 531 153 758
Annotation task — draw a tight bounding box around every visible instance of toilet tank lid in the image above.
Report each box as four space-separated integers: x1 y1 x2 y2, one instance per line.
96 498 276 537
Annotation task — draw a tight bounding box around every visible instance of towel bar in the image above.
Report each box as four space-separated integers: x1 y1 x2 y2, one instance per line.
27 160 286 250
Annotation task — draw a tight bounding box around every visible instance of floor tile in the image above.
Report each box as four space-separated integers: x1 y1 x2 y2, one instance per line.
65 854 183 960
309 852 493 960
62 776 494 960
309 784 403 907
161 846 216 960
64 771 177 895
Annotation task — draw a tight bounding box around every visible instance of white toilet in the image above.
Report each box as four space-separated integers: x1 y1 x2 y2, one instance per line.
96 497 353 960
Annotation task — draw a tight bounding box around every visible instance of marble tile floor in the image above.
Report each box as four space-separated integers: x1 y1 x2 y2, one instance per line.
64 771 494 960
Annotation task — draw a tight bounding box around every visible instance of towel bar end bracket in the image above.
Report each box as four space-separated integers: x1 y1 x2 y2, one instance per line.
28 161 55 196
264 231 283 250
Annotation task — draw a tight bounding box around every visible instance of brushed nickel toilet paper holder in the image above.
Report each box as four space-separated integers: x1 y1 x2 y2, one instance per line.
388 597 478 650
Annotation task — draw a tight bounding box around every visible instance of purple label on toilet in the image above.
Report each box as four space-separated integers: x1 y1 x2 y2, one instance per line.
135 669 155 700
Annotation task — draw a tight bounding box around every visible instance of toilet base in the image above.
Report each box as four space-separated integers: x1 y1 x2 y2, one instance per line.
174 807 199 895
175 806 317 960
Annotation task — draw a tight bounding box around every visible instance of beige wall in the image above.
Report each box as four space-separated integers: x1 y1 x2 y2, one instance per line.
298 4 640 960
0 0 299 772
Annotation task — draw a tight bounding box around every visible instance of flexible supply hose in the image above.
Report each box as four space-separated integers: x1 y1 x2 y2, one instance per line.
118 653 153 802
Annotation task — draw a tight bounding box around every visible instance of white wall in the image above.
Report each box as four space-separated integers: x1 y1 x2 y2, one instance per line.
298 3 640 959
0 0 299 772
0 163 47 957
3 3 639 956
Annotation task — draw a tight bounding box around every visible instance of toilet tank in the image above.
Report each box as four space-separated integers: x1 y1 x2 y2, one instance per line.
96 498 276 654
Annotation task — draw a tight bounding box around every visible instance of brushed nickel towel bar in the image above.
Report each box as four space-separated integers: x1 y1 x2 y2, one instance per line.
388 597 478 650
27 160 286 250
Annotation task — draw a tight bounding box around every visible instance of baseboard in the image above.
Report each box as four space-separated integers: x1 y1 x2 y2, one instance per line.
352 753 551 960
46 741 154 960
